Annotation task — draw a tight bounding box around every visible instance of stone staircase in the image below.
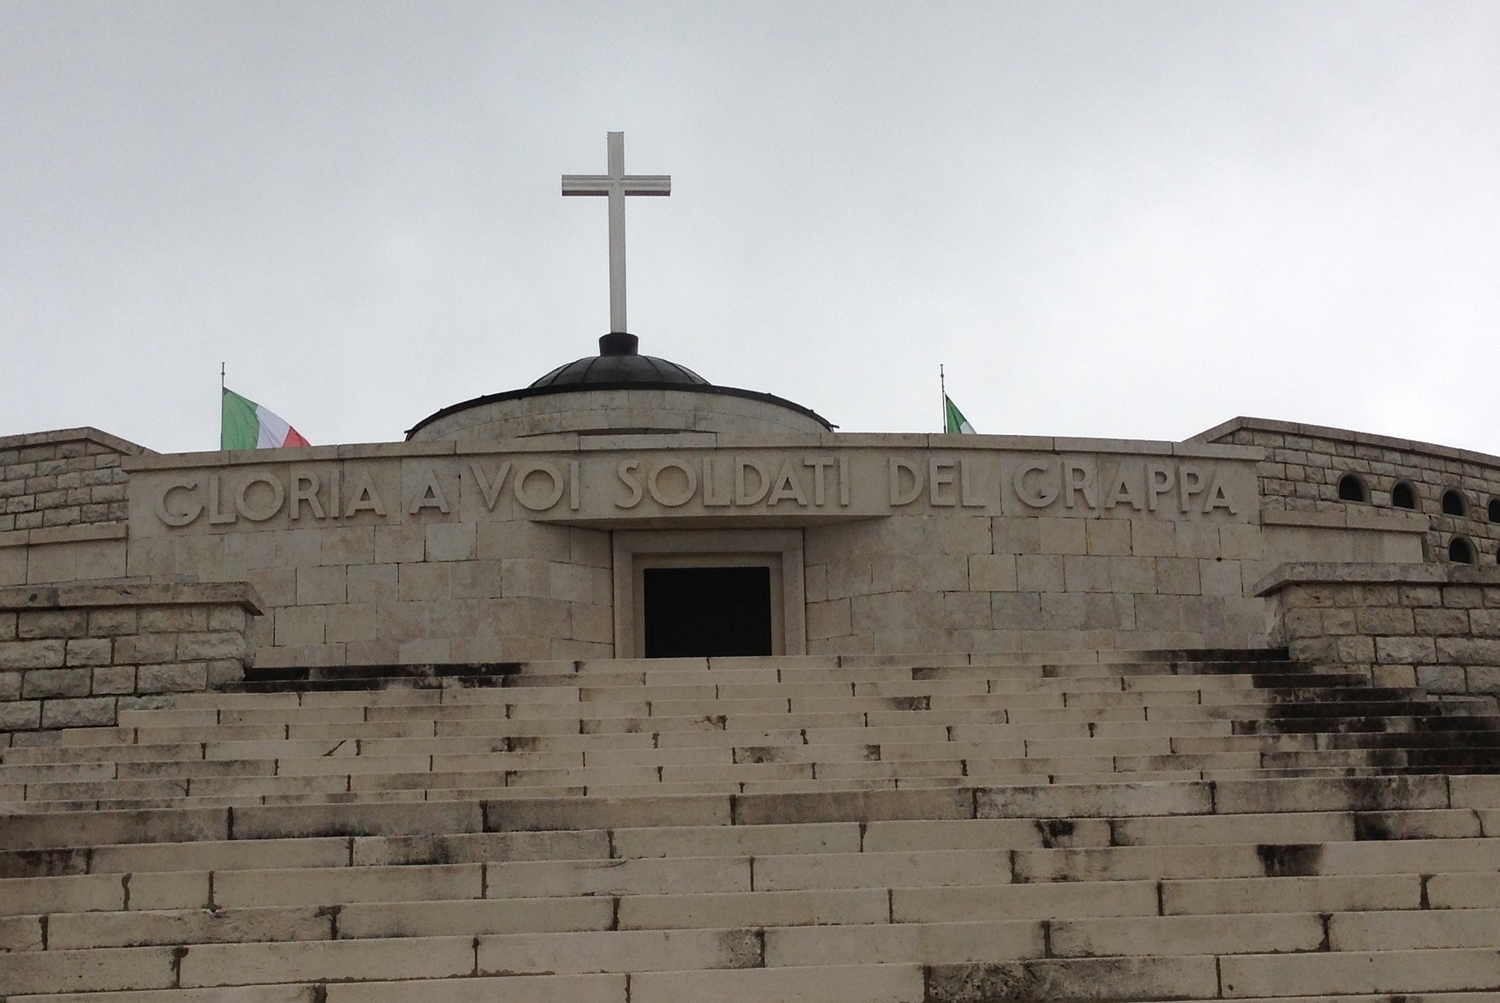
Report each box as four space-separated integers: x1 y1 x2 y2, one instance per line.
2 649 1499 1001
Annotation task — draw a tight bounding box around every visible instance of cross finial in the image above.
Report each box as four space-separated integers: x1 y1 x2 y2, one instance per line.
562 132 671 335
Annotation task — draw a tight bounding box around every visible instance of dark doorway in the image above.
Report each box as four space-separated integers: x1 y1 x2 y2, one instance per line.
642 566 773 658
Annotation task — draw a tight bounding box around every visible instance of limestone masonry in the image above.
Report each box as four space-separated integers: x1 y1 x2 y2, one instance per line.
1 333 1497 1000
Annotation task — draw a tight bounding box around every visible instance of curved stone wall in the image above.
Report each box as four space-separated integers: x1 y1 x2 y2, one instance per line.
1201 417 1500 566
408 387 831 445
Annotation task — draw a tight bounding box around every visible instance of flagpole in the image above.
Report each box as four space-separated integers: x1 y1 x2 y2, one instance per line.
939 365 946 432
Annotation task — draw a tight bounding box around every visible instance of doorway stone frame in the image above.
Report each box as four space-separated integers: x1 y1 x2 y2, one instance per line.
612 528 806 659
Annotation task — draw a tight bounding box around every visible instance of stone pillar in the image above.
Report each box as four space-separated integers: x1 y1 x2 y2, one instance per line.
0 582 262 735
1256 563 1500 696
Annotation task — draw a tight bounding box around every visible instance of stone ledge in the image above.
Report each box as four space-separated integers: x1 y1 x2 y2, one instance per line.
1254 563 1500 597
0 522 128 549
1195 415 1500 469
0 426 151 456
0 582 264 615
1258 509 1429 534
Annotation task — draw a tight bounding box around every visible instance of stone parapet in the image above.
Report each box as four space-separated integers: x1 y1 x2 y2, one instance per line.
0 427 145 535
1256 562 1500 695
1201 416 1500 564
0 582 263 735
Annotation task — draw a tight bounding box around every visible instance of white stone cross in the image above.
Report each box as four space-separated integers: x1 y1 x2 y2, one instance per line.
562 131 671 334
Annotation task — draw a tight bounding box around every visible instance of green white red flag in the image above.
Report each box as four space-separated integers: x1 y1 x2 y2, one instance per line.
944 395 975 434
221 388 310 450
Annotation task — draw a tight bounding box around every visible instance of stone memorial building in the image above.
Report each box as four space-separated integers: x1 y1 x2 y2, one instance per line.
1 135 1497 1001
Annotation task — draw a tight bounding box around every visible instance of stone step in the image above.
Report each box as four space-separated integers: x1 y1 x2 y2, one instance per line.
6 839 1498 915
2 775 1494 849
10 758 1474 807
10 752 1478 806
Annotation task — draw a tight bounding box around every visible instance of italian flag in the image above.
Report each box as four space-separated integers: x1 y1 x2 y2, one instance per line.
944 395 976 434
221 388 311 450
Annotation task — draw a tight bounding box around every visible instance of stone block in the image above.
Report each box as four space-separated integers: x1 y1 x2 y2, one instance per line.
991 517 1041 556
636 966 923 1003
1085 519 1132 555
1280 583 1337 608
275 606 326 647
1466 665 1500 695
808 599 852 639
1287 636 1339 663
0 612 13 641
348 563 399 603
65 636 113 666
114 633 178 665
1015 555 1064 593
1129 520 1175 558
297 564 347 605
1108 555 1155 594
1374 635 1437 664
1436 636 1500 665
22 666 91 698
209 605 249 632
925 957 1217 1003
137 662 208 693
991 592 1045 631
0 944 179 994
1443 585 1487 608
427 522 478 562
0 638 66 669
92 664 137 694
1197 558 1242 597
1061 555 1110 593
41 696 116 728
176 631 248 661
1038 518 1086 556
0 669 16 699
179 936 477 988
85 606 138 636
1399 584 1443 607
139 607 209 632
374 524 426 564
1416 664 1468 694
1318 607 1357 634
320 525 375 565
1007 781 1216 818
1219 947 1500 997
207 659 246 687
401 561 453 601
1154 558 1200 596
620 888 886 931
1335 635 1376 663
1357 607 1417 634
1279 607 1321 638
1469 608 1500 636
0 699 40 730
326 602 379 643
17 609 87 638
968 554 1017 592
1371 664 1417 687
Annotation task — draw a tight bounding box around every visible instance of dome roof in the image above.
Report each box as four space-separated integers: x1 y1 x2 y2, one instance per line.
529 332 708 388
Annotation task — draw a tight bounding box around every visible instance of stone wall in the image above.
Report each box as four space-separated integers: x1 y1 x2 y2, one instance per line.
1257 562 1500 697
1202 417 1500 566
0 427 142 533
0 428 144 588
806 512 1269 654
0 582 262 737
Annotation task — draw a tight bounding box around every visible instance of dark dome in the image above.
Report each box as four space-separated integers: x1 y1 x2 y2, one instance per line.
529 332 709 388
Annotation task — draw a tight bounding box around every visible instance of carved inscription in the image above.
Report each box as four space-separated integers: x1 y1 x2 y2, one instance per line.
147 451 1249 528
614 456 850 510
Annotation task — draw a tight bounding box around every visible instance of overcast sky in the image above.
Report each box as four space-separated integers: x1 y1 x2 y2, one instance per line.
3 2 1498 455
